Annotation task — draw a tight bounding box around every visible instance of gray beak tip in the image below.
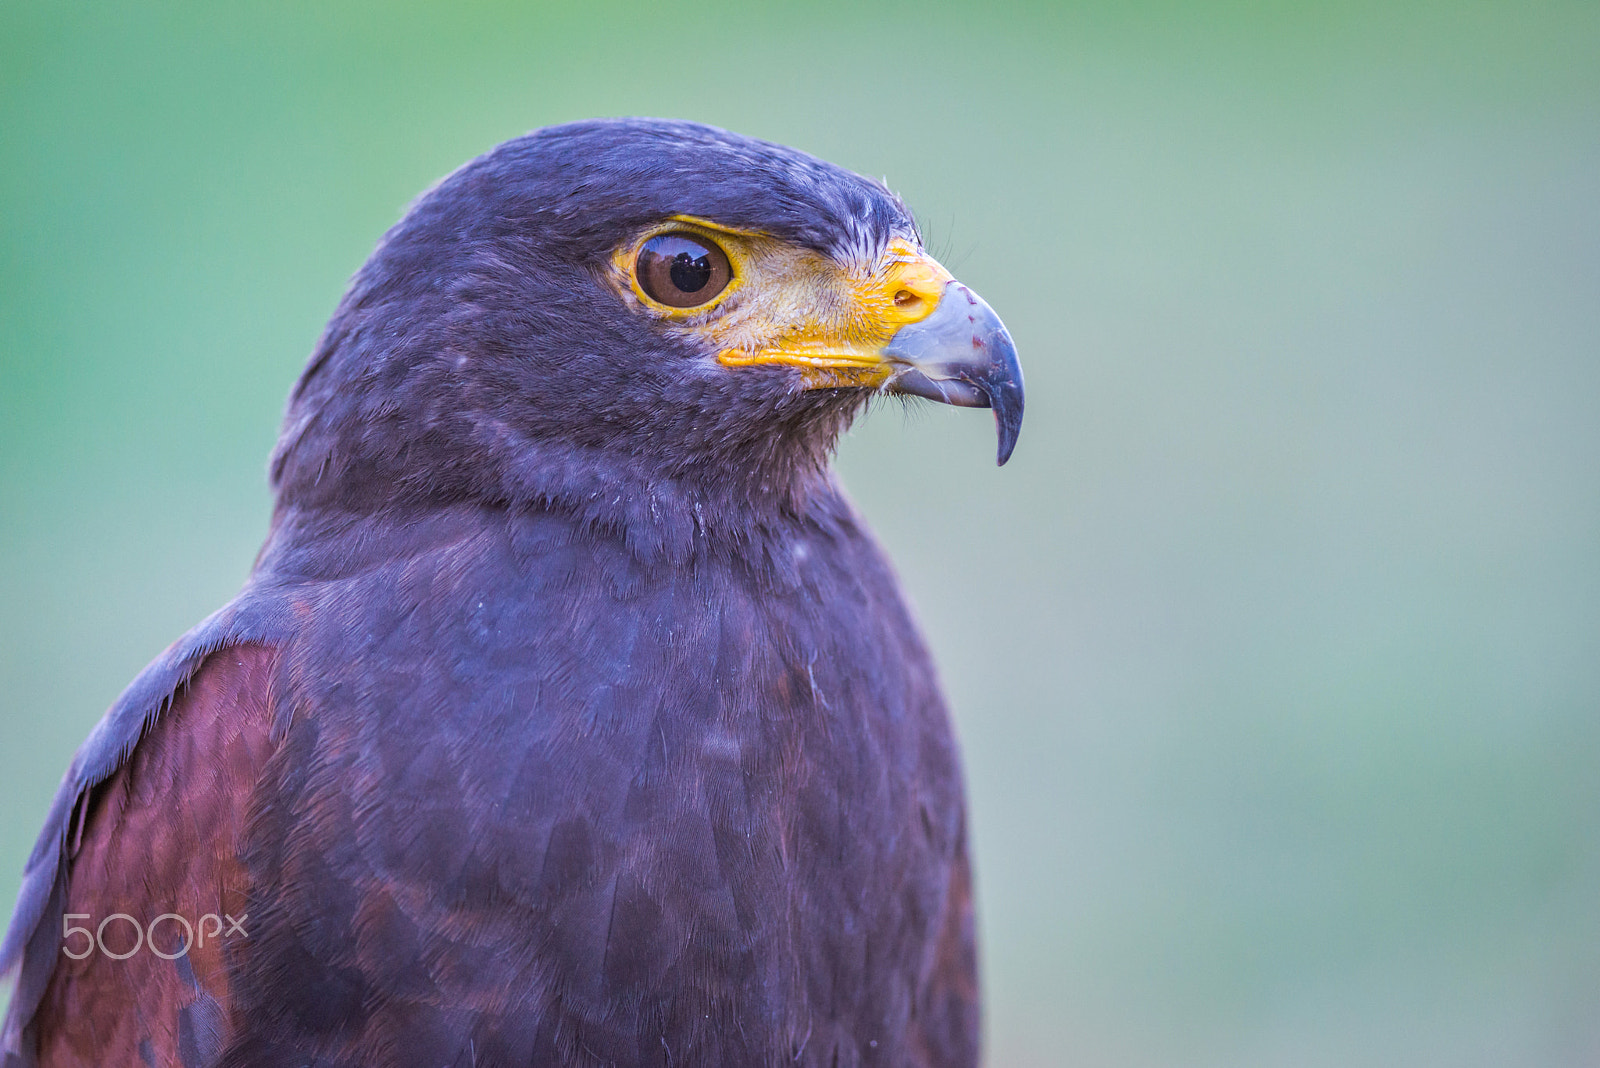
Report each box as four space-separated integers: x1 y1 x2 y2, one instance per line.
884 282 1026 465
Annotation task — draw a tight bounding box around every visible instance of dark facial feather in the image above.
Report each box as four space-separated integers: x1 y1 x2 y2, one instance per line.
270 119 920 531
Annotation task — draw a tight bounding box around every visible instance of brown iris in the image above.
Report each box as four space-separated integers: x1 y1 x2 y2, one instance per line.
636 233 733 308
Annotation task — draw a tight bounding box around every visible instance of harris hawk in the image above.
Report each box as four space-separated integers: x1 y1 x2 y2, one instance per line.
0 119 1023 1068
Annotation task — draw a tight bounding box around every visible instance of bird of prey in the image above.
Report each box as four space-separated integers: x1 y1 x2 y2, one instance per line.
0 118 1023 1068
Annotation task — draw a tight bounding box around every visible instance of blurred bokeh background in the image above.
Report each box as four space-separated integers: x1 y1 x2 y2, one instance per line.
4 2 1598 1064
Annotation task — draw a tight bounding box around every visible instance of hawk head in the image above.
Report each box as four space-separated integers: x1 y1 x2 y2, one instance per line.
269 119 1023 534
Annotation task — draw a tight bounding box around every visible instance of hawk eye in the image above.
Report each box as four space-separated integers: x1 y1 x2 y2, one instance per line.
636 233 733 308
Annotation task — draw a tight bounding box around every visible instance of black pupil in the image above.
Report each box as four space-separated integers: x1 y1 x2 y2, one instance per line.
637 233 728 307
669 250 713 293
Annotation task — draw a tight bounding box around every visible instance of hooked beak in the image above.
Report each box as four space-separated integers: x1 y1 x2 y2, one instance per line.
710 233 1025 465
882 280 1025 466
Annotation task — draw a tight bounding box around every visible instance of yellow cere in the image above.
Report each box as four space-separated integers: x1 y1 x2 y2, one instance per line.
613 217 954 390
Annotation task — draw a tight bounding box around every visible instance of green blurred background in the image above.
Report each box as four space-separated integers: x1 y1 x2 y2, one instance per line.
4 2 1598 1064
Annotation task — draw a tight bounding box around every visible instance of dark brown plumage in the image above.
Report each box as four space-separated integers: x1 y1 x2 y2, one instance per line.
1 118 1022 1068
32 646 278 1066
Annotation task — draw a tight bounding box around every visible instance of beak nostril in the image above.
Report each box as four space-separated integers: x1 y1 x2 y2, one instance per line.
893 289 918 309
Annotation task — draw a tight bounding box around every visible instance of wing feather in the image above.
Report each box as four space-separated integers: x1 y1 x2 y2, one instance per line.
1 591 295 1068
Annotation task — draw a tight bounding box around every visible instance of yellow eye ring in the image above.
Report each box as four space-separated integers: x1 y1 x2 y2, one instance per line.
618 216 762 318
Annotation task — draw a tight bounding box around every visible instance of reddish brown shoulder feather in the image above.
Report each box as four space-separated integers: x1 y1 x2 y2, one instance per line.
32 644 280 1068
911 825 981 1066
